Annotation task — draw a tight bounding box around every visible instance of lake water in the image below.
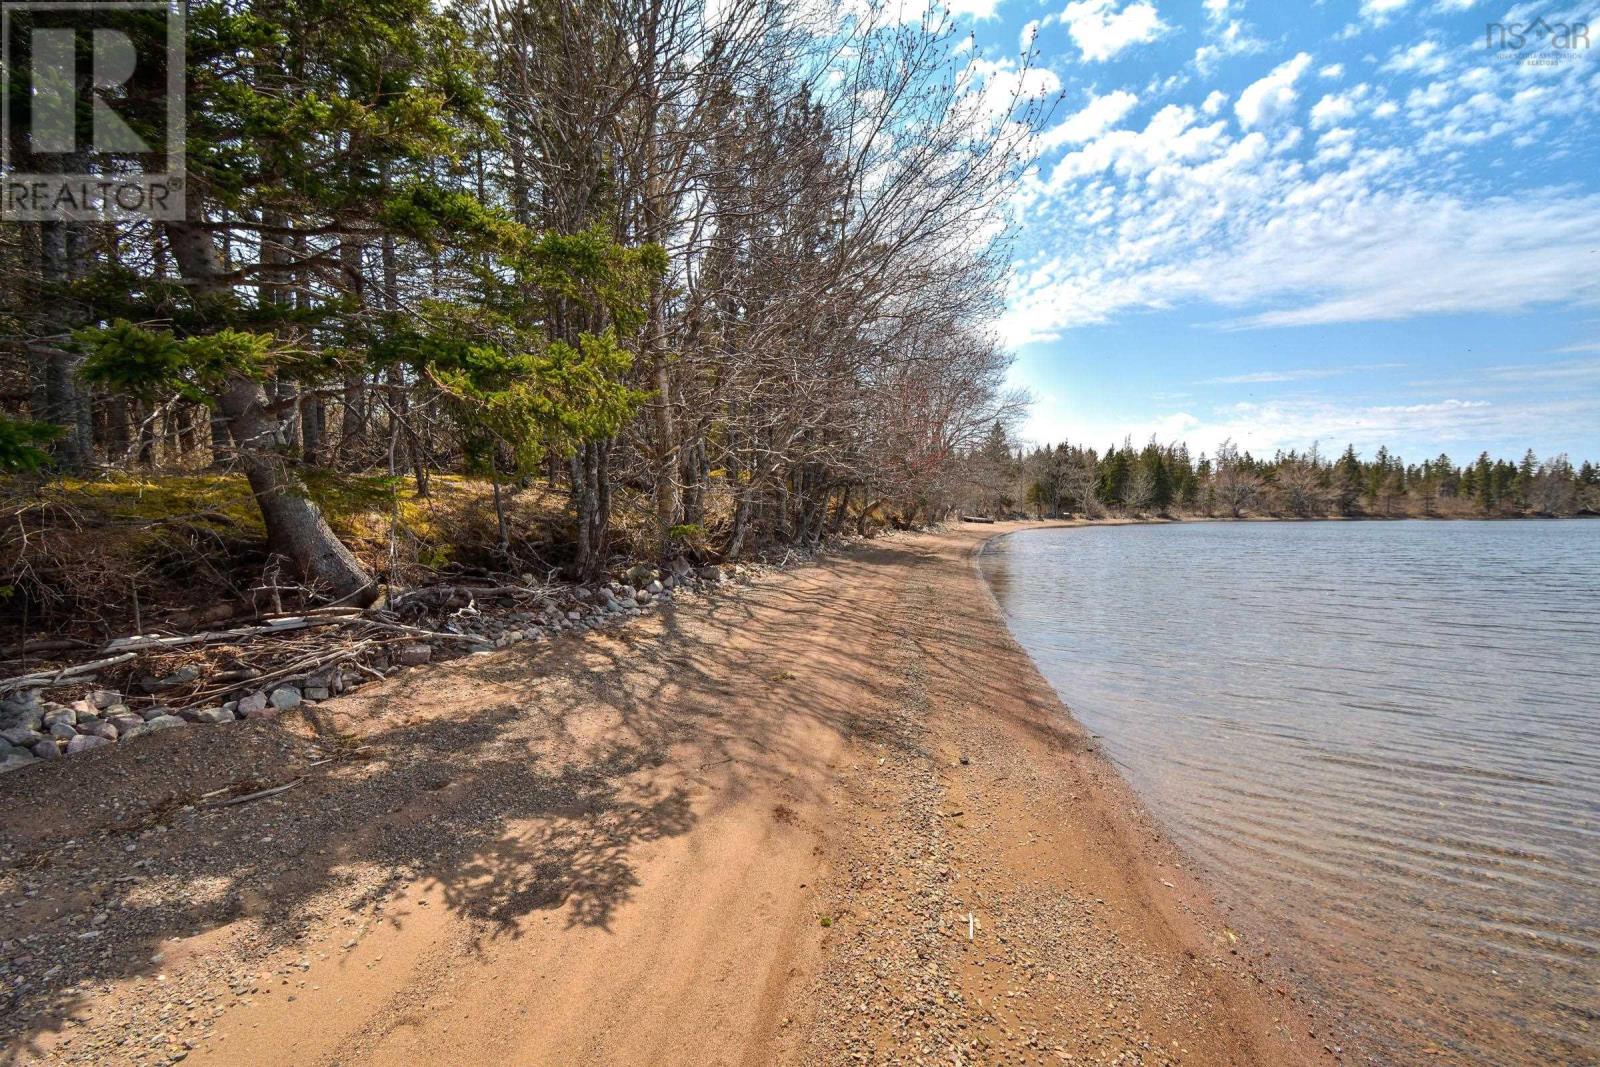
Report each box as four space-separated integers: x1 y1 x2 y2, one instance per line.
980 520 1600 1066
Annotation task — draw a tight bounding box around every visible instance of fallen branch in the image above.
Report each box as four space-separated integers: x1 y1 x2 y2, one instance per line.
201 779 302 808
0 652 138 694
103 617 337 653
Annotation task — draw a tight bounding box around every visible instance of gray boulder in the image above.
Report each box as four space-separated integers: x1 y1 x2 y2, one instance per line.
1 726 45 747
31 739 61 760
122 715 185 741
0 751 38 775
180 706 235 724
645 580 664 595
66 734 112 755
268 686 303 711
0 703 43 732
107 712 145 734
236 692 268 716
79 720 118 741
90 689 122 709
48 720 77 741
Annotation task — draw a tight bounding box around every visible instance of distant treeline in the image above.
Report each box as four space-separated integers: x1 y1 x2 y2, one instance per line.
973 429 1600 519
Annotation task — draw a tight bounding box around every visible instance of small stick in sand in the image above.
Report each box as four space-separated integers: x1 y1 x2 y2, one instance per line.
967 913 975 941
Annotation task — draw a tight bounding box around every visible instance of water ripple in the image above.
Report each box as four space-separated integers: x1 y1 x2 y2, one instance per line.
982 519 1600 1067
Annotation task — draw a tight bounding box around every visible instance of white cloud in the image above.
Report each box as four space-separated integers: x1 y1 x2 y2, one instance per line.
1313 125 1356 161
1384 40 1449 76
1360 0 1410 23
1235 52 1312 129
1319 63 1345 80
1018 391 1599 460
1200 363 1405 384
1195 18 1265 73
1036 89 1141 150
947 0 1002 18
963 57 1062 119
1310 91 1358 127
1061 0 1167 62
1201 89 1228 115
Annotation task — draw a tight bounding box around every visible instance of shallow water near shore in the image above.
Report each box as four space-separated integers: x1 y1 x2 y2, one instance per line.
981 519 1600 1066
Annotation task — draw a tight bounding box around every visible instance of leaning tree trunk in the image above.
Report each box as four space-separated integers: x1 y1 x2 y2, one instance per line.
215 374 378 605
164 215 377 606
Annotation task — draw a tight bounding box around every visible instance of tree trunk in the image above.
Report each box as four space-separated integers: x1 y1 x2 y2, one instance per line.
215 374 377 605
164 215 377 606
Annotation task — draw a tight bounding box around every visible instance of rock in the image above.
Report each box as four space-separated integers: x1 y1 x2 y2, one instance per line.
0 751 38 775
1 726 45 747
646 580 664 595
140 705 174 721
43 707 77 728
122 715 185 741
237 692 268 716
303 686 330 701
565 611 581 622
268 686 303 711
90 689 122 709
79 720 118 741
634 590 652 605
186 707 236 725
66 734 112 755
395 644 432 667
624 564 656 587
101 703 132 718
0 702 43 732
243 705 278 721
69 697 97 716
139 666 200 692
31 739 61 760
48 720 77 740
698 565 723 582
669 556 694 580
107 712 145 734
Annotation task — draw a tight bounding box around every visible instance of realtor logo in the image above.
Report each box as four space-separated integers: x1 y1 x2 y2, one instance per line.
1485 16 1592 61
1 1 185 221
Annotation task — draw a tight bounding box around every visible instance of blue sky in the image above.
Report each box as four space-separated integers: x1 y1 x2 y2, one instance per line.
952 0 1600 462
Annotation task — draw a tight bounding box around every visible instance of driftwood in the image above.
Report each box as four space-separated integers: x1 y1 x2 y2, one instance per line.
960 515 996 524
104 617 338 653
2 580 514 698
0 652 139 694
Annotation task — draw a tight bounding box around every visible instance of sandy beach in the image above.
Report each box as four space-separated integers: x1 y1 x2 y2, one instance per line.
2 523 1334 1066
